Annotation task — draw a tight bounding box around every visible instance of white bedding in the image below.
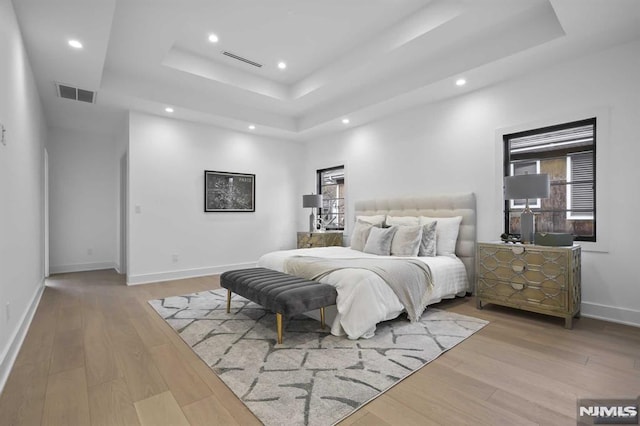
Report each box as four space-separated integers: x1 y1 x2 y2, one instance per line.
256 246 468 339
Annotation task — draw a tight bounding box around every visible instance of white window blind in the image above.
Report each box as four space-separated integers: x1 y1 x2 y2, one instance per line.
568 152 594 219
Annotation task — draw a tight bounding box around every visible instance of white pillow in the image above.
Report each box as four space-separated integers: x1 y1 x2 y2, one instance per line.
363 226 398 256
355 215 386 227
419 216 462 256
391 225 423 256
385 215 420 227
350 220 374 251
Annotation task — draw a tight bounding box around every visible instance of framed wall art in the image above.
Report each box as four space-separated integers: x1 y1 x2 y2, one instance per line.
204 170 255 212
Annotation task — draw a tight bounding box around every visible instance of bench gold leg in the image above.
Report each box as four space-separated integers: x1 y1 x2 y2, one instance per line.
226 289 231 313
320 307 326 329
276 313 283 344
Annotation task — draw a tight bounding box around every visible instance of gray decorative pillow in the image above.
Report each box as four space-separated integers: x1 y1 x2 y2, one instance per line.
350 220 374 251
391 225 423 256
363 226 398 256
419 221 437 257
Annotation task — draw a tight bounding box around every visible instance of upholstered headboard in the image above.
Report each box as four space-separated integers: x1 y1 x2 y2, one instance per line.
354 193 476 292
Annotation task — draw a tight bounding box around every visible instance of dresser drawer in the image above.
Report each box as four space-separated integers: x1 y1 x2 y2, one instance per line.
477 278 567 311
478 245 567 290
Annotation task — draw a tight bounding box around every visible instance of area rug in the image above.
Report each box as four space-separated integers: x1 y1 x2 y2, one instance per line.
149 289 487 426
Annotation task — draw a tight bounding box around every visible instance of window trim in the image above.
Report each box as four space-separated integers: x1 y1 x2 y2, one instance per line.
317 165 345 231
502 117 597 243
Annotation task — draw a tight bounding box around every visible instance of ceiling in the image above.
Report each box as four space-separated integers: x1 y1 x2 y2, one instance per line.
12 0 640 141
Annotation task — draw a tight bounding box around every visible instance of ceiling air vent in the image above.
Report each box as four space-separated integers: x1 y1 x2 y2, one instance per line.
222 51 263 68
55 83 96 103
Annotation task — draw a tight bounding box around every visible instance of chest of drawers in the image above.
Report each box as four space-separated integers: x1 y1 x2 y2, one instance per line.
476 242 581 328
297 231 343 248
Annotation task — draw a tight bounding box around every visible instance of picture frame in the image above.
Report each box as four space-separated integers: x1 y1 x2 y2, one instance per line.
204 170 255 212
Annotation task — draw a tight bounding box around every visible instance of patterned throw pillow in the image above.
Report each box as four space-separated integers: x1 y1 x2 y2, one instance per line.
419 221 437 257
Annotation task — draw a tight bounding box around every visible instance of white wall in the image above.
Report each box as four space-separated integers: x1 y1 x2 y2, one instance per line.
0 0 48 389
127 112 305 284
304 39 640 326
48 127 117 273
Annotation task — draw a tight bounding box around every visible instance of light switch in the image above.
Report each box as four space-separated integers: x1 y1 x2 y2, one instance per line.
135 205 142 214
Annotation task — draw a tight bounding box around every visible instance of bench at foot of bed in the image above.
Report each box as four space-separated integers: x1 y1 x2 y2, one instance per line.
220 267 337 344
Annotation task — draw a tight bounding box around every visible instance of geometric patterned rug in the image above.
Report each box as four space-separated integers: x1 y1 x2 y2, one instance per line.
148 289 488 426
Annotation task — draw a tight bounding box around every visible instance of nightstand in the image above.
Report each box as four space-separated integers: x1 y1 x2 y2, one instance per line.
297 231 343 248
476 242 581 328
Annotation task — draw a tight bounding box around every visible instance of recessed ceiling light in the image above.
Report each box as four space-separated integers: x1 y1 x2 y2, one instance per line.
208 33 219 43
165 107 174 113
277 61 287 70
68 39 83 49
342 118 350 124
456 78 466 86
248 124 256 130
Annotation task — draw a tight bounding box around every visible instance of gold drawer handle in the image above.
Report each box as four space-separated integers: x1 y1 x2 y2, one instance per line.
512 264 526 273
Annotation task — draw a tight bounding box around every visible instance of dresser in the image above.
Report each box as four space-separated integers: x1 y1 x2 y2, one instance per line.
476 242 581 328
297 231 343 248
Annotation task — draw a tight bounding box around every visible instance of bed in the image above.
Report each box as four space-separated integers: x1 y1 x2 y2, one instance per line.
257 193 476 339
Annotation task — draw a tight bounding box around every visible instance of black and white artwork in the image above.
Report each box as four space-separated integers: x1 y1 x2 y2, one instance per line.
204 170 255 212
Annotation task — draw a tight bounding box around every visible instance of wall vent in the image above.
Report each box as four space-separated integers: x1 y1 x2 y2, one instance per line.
55 83 96 103
222 51 263 68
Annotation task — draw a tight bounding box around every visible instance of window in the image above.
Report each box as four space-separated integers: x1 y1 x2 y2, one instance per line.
317 166 345 230
504 118 596 242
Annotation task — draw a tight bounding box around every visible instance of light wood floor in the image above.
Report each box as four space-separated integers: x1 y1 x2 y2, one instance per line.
1 270 639 425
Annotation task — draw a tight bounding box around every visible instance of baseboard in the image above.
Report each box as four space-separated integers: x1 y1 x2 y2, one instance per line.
581 301 640 328
126 261 258 285
49 261 116 274
0 281 45 394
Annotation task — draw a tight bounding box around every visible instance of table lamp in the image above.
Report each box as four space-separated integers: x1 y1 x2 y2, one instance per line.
302 194 323 233
504 173 550 243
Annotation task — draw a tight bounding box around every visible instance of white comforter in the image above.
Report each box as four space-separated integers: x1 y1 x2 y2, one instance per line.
257 246 468 339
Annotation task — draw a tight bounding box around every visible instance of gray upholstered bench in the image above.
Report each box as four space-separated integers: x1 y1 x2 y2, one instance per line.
220 267 337 344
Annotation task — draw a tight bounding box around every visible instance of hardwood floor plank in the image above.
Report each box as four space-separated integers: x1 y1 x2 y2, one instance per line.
349 411 392 426
134 391 190 426
392 366 537 426
42 367 91 426
148 343 211 407
109 329 169 402
83 308 120 387
488 388 575 425
55 302 83 331
402 362 497 401
182 395 241 426
0 361 49 426
88 378 140 426
188 358 262 425
130 312 170 348
49 328 85 374
350 394 437 426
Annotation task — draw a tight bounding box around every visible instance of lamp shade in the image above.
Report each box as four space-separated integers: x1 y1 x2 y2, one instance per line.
504 174 550 200
302 194 323 208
